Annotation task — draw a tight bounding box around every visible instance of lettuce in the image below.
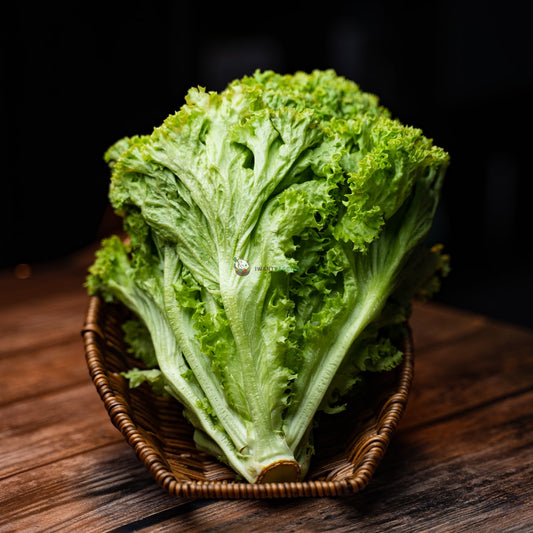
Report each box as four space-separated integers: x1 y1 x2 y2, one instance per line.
87 69 449 483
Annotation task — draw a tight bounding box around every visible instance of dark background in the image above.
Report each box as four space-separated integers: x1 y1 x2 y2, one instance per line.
2 1 532 328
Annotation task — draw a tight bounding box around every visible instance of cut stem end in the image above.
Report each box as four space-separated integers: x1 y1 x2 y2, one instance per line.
255 460 301 484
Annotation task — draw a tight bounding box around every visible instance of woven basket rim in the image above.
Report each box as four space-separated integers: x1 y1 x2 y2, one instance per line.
82 295 414 499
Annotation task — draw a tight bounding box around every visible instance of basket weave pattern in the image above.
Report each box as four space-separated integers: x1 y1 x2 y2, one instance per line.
82 296 414 499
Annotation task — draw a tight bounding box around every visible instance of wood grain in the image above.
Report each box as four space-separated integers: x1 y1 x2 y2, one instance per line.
0 337 87 406
0 383 120 479
0 245 532 532
405 320 533 430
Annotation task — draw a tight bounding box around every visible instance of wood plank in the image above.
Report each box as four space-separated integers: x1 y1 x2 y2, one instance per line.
410 300 489 349
1 386 530 532
0 290 88 358
0 442 182 533
0 244 97 308
0 245 94 358
402 319 533 430
0 383 121 479
354 390 533 533
0 337 88 406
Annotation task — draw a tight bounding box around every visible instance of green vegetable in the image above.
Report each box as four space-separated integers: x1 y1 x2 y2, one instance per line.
87 69 449 483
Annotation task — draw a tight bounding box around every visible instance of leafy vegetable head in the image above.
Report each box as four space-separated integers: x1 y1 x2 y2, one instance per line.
88 69 449 483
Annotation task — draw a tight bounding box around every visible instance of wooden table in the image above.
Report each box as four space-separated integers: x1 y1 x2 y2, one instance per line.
1 246 532 532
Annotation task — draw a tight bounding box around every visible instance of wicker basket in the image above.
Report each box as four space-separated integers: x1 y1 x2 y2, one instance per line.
82 296 414 499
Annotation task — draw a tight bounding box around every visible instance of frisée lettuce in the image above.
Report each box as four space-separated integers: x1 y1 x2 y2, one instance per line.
86 69 449 483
